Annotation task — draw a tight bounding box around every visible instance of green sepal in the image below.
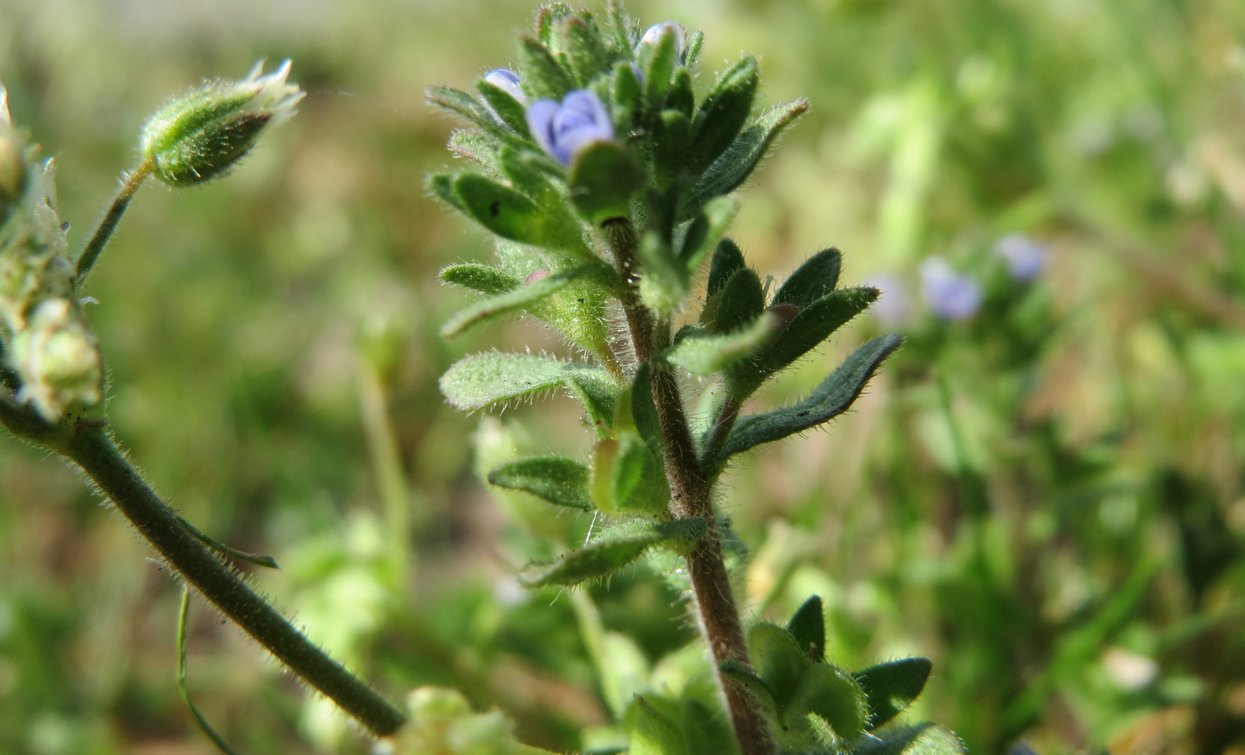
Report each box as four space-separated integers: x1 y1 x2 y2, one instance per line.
518 36 575 101
487 455 592 510
612 433 668 515
783 663 869 750
551 14 611 88
536 3 575 47
476 79 530 137
609 60 642 135
684 31 705 70
679 196 739 281
710 267 765 334
665 311 781 377
628 696 690 755
439 352 616 428
713 334 902 466
853 658 933 731
439 263 519 295
603 1 634 54
638 24 679 118
426 85 527 148
749 622 810 710
786 595 826 662
775 247 843 309
850 723 967 755
518 518 708 587
685 99 809 217
440 263 607 338
748 286 880 384
720 660 780 718
629 364 661 448
665 68 695 119
568 141 643 224
652 110 691 187
688 57 758 173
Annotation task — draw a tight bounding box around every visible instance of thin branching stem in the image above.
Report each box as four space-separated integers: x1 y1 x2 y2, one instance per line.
75 160 153 283
602 218 776 755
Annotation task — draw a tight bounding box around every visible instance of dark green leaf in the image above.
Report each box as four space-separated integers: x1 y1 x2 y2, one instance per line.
451 173 588 256
775 248 843 309
666 69 695 118
610 60 642 134
706 238 747 298
711 267 765 334
519 518 707 586
716 334 902 463
439 263 518 295
689 57 758 172
685 99 809 216
787 595 826 662
653 110 691 187
629 364 661 448
679 196 739 282
854 658 933 730
850 723 967 755
749 286 879 384
476 80 530 137
439 352 616 428
629 696 690 755
487 456 592 510
568 140 643 224
518 36 575 101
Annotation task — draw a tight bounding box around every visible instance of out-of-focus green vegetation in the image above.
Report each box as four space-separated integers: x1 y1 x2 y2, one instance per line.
1 0 1242 752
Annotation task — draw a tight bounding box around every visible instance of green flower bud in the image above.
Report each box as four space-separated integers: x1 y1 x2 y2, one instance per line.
10 298 102 421
139 60 303 186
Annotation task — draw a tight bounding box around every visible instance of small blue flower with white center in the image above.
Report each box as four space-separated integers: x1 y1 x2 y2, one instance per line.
920 258 982 321
525 90 614 167
993 233 1047 282
482 68 525 104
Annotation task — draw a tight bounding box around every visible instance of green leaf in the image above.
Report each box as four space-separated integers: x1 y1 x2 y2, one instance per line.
679 196 739 282
629 696 690 755
653 110 691 187
775 248 843 309
551 15 610 88
706 238 747 299
426 85 526 147
751 287 881 383
685 99 809 216
499 147 563 206
711 267 765 334
748 622 810 710
783 663 868 750
684 31 705 70
715 334 902 464
518 36 575 101
850 723 967 755
637 231 685 317
439 352 616 428
786 595 826 662
487 456 592 510
568 140 643 224
439 263 519 295
854 658 933 730
612 433 668 515
449 173 589 257
603 1 634 54
519 518 708 586
448 129 504 171
666 68 695 119
689 57 758 172
665 311 781 376
720 660 780 718
609 60 642 134
629 364 661 448
536 3 575 47
476 79 530 137
441 264 601 338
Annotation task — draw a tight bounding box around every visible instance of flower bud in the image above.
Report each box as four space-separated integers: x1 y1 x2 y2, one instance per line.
140 60 304 186
993 233 1047 282
638 22 684 58
482 68 525 104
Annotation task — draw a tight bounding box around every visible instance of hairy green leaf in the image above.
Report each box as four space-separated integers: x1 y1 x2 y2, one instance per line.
706 239 747 299
425 85 526 148
638 24 679 118
746 287 881 389
441 264 605 338
439 352 616 428
715 334 902 464
519 518 708 586
680 196 739 282
487 456 592 510
517 36 575 101
568 140 643 224
666 311 781 376
854 658 933 730
787 595 826 663
450 173 588 256
783 663 868 750
629 696 690 755
720 660 779 718
551 15 611 88
775 248 843 309
439 263 519 295
749 622 810 710
689 57 758 172
612 434 668 515
850 723 967 755
711 267 765 334
476 80 530 137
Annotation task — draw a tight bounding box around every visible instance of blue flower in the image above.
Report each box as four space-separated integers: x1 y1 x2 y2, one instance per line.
993 233 1047 282
920 258 982 321
482 68 525 104
525 90 614 167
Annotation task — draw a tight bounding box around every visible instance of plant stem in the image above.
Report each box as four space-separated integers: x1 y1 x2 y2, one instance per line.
75 161 153 284
602 219 776 755
63 420 407 737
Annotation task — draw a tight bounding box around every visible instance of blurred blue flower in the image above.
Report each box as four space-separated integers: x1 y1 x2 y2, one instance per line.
526 90 614 166
993 233 1047 282
921 258 982 321
864 274 911 326
482 68 525 104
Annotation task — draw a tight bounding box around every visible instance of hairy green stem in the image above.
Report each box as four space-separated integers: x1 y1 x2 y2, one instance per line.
75 161 153 283
602 219 776 755
63 421 407 737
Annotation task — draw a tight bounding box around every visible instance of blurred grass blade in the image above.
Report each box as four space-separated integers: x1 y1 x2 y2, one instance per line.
178 589 243 755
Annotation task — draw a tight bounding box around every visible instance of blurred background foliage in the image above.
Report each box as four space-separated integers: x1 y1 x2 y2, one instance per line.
1 0 1243 752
